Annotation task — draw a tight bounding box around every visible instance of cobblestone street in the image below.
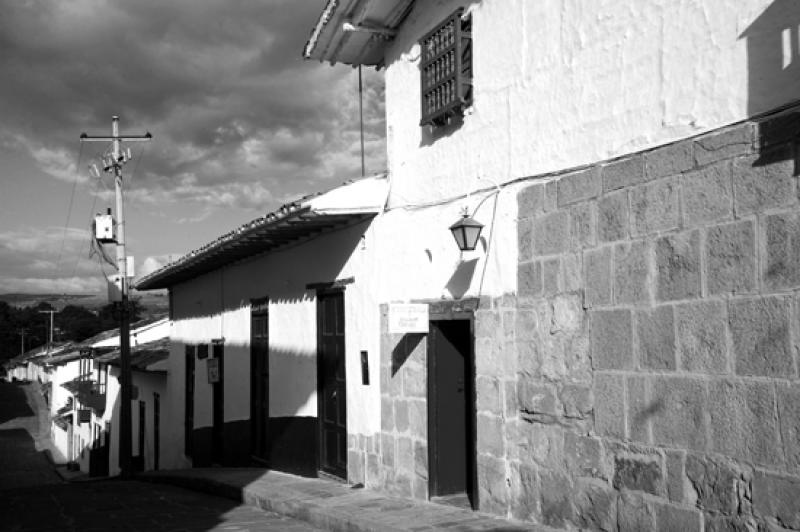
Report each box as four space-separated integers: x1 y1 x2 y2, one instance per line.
0 381 324 532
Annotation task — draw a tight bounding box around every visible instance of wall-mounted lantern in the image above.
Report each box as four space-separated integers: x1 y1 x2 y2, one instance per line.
449 212 484 251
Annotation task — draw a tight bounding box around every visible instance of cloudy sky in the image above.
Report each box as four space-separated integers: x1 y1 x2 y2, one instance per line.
0 0 386 295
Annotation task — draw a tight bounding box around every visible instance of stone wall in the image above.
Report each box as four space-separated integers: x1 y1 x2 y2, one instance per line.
501 105 800 530
349 303 430 500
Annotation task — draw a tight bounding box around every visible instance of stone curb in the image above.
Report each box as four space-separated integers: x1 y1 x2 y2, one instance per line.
139 469 550 532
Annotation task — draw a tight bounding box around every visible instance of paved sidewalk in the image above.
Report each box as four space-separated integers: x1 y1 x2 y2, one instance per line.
140 468 556 532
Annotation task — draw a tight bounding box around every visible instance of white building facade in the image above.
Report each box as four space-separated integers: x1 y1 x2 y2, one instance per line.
304 1 800 530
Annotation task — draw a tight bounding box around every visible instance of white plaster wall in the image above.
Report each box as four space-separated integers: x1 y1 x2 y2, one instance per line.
134 372 166 472
160 340 192 471
49 358 79 462
132 319 170 346
92 317 169 348
383 0 800 256
161 219 382 471
374 183 522 301
49 360 80 419
52 423 69 461
103 367 122 476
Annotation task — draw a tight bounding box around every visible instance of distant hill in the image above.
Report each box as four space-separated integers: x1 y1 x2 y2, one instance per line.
0 290 169 313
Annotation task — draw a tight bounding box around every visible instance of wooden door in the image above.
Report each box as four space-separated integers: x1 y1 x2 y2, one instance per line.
317 290 347 478
184 346 195 458
251 305 269 461
428 319 475 504
212 342 225 465
153 393 160 471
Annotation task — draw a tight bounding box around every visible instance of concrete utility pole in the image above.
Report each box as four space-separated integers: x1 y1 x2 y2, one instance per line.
38 310 58 353
80 116 151 480
17 329 26 356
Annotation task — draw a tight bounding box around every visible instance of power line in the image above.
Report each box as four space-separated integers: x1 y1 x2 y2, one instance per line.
56 142 85 274
69 166 107 280
69 143 118 281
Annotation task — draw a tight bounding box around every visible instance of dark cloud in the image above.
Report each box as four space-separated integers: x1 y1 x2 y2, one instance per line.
0 0 386 211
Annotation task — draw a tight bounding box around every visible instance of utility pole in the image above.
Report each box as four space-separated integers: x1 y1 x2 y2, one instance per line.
38 310 58 353
17 329 26 356
80 116 151 479
358 65 365 177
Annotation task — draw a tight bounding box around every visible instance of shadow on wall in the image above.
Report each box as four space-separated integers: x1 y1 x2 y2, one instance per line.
741 0 800 162
171 220 369 321
445 257 478 299
392 333 425 377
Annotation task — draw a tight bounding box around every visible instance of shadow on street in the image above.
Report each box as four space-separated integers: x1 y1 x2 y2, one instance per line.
0 381 35 423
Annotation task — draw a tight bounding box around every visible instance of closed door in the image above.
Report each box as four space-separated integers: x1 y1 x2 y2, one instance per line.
317 290 346 478
153 393 160 471
251 309 269 461
428 319 475 503
212 342 225 465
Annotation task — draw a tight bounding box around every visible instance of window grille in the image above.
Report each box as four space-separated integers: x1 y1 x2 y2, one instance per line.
419 8 473 127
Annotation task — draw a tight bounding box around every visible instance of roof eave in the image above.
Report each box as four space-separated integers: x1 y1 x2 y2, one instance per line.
303 0 414 67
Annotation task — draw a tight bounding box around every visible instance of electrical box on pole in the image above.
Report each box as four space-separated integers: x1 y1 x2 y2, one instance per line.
94 208 116 244
107 257 134 302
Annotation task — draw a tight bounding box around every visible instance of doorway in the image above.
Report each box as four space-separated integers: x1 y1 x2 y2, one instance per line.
250 299 269 462
317 290 347 478
212 341 225 465
428 319 476 508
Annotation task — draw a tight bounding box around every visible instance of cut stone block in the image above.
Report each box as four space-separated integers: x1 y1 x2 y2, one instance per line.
656 230 701 302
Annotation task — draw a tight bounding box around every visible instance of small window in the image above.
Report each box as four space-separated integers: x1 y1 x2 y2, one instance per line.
419 8 473 127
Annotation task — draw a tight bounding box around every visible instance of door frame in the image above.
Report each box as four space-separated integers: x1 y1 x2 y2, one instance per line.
426 305 478 509
316 287 347 479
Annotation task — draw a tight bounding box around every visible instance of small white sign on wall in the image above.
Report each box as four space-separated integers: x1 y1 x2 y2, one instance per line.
388 303 429 334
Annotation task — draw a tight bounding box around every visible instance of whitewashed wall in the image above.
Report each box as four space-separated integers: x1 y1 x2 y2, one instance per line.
104 370 166 477
48 359 80 460
386 0 798 195
161 219 381 469
379 0 800 297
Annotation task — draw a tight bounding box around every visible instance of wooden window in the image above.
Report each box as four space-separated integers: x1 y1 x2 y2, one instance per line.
419 8 473 127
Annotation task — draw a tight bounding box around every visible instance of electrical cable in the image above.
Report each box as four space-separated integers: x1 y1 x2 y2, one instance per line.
117 145 146 266
475 189 500 308
69 146 110 281
56 142 84 274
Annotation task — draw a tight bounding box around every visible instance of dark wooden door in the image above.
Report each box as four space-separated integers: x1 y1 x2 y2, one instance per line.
134 400 145 472
153 393 160 471
317 290 347 478
428 319 475 502
185 346 195 457
212 342 225 465
251 307 269 461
